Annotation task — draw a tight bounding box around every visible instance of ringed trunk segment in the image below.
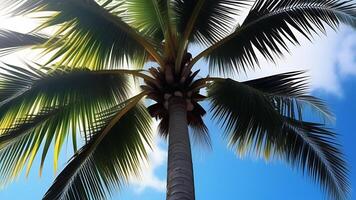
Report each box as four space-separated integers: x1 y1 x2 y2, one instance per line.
166 97 195 200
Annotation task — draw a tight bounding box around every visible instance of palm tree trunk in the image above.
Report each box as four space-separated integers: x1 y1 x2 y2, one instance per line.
166 97 195 200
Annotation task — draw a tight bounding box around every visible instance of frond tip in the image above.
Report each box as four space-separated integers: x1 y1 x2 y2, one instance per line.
203 0 356 74
43 102 152 200
280 119 350 200
207 72 349 200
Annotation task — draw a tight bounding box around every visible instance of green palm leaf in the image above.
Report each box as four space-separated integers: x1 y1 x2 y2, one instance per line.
194 0 356 74
0 106 65 185
207 71 348 199
43 97 152 200
1 0 161 68
0 106 61 149
0 65 132 184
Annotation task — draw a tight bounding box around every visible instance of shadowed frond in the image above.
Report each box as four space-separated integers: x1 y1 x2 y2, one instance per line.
207 71 348 199
0 65 132 184
208 71 333 125
189 112 211 149
1 0 161 68
157 117 211 149
195 0 356 74
172 0 247 46
242 71 334 121
0 64 130 123
43 98 152 200
151 102 210 147
0 29 49 56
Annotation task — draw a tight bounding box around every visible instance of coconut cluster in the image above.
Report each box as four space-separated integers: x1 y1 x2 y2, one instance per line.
141 53 207 136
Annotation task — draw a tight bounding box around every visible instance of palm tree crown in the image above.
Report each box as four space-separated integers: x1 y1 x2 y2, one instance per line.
0 0 355 200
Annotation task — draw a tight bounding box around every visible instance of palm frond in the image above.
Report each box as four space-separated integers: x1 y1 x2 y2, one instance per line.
122 0 168 41
0 106 67 185
43 99 152 200
0 106 61 149
207 71 348 199
0 29 49 56
196 0 356 74
208 71 333 127
0 64 130 123
172 0 247 46
242 71 334 121
0 65 132 184
277 118 349 200
1 0 161 69
188 110 211 149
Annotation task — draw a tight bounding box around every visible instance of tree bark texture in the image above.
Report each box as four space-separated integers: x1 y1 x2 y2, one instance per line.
166 97 195 200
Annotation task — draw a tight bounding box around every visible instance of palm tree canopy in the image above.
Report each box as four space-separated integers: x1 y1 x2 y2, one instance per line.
0 0 355 200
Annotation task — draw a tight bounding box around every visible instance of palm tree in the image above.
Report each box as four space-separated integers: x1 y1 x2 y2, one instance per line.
0 0 355 199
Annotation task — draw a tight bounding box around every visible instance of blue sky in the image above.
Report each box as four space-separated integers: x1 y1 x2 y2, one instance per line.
1 7 356 200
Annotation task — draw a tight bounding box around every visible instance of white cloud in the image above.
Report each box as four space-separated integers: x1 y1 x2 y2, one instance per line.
202 26 356 97
191 26 354 97
336 30 356 76
0 15 39 33
232 27 343 95
129 121 167 194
